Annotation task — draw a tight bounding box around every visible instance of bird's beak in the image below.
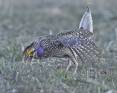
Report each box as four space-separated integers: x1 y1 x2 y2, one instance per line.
23 47 35 62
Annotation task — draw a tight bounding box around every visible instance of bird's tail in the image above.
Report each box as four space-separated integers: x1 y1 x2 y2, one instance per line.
79 7 93 33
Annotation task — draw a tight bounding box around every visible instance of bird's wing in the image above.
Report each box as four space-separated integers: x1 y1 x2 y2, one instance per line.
55 32 101 63
41 30 101 63
57 29 93 39
71 40 101 63
56 29 94 47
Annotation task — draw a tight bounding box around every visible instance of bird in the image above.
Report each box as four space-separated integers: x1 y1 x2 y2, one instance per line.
23 7 101 74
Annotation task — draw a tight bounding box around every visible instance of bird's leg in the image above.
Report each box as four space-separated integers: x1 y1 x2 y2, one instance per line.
71 57 78 75
66 59 72 72
74 61 78 75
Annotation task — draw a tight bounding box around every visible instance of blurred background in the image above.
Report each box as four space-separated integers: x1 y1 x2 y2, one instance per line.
0 0 117 93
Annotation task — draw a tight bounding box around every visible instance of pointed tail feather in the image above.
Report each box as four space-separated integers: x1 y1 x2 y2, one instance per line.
79 7 93 33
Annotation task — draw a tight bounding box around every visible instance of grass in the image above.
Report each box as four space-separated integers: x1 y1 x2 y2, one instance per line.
0 0 117 93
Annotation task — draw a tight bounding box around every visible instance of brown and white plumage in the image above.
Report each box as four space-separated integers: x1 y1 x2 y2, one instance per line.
23 7 101 74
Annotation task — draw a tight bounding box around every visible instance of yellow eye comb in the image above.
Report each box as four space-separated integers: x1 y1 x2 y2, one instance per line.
26 48 34 57
23 47 34 58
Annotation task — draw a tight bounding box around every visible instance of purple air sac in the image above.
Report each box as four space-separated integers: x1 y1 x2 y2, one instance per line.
36 47 44 57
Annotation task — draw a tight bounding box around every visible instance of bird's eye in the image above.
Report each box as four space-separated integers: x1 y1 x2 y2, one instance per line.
36 47 44 57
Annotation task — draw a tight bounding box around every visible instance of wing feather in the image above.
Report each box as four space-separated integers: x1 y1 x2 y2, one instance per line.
71 47 85 62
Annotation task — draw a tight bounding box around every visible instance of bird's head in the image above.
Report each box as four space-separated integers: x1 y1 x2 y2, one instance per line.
23 40 45 62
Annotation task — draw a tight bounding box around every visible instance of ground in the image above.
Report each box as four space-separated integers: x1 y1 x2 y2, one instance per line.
0 0 117 93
